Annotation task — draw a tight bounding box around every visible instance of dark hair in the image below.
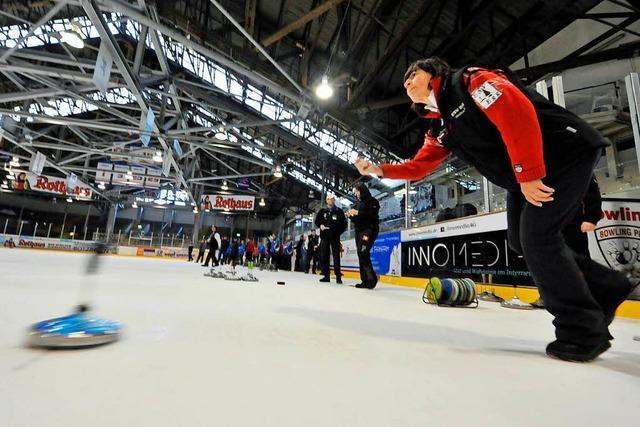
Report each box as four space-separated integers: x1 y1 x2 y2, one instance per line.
354 182 372 200
403 57 450 83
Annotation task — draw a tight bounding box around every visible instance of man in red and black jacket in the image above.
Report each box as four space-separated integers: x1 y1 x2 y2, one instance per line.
355 57 633 362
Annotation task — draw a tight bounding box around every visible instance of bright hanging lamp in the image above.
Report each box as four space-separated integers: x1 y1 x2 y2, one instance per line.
315 75 334 100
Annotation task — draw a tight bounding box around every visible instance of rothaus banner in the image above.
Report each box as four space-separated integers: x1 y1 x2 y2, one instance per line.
10 171 93 200
590 198 640 300
401 212 533 286
339 231 402 276
200 194 255 211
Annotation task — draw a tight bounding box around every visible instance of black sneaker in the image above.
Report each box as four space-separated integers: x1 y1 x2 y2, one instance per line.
545 340 611 362
354 283 365 288
336 278 343 284
319 277 330 283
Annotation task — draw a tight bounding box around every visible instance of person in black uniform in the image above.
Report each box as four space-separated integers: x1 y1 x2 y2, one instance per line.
346 183 380 289
355 57 634 362
195 238 206 264
305 229 319 274
315 194 347 284
187 242 194 262
219 236 229 265
294 235 306 272
230 238 240 267
202 225 220 267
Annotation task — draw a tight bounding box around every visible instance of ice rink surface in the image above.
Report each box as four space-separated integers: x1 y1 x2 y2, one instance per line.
1 248 639 427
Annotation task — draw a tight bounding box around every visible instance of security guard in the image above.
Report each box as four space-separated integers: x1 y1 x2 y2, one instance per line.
346 183 380 289
315 194 347 284
355 57 634 362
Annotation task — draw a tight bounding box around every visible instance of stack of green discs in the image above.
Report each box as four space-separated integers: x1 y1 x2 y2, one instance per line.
423 277 477 306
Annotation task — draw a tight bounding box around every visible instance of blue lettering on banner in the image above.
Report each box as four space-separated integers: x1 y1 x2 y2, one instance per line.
371 231 401 276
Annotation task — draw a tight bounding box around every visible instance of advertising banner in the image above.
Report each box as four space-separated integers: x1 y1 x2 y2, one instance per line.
130 165 146 187
339 231 402 276
590 199 640 299
401 213 532 285
146 167 161 188
112 164 129 185
0 235 105 252
372 231 401 275
200 194 255 211
10 172 93 200
96 162 113 183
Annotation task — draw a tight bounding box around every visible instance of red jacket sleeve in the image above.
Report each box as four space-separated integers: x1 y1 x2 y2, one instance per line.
467 70 545 182
380 133 449 180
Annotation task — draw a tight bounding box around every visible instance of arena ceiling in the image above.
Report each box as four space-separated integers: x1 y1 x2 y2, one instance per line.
0 0 635 218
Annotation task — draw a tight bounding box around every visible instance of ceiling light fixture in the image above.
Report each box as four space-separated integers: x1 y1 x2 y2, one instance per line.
315 75 333 100
97 182 106 190
221 181 229 191
214 126 227 140
274 165 283 178
60 23 84 49
132 202 138 208
314 1 350 101
152 151 163 163
259 198 266 207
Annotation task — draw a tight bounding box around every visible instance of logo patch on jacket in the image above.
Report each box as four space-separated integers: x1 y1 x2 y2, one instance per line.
471 81 502 109
451 103 466 118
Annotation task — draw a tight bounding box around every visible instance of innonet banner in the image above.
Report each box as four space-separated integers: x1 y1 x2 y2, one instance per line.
401 212 533 286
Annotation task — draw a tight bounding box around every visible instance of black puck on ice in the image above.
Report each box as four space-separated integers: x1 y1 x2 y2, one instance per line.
277 281 285 286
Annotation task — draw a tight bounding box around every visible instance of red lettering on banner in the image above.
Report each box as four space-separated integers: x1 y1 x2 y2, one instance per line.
602 208 640 222
211 195 254 210
18 239 46 248
35 176 47 190
27 174 91 199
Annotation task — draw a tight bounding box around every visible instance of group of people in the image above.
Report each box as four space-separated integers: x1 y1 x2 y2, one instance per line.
313 186 381 289
187 225 259 268
186 182 382 291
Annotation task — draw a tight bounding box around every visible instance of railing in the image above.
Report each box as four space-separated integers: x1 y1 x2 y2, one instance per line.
92 231 189 248
564 81 627 117
0 217 191 248
0 217 100 241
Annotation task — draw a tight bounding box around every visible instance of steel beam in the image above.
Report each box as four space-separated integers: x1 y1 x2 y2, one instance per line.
80 0 192 199
261 0 345 47
94 0 304 103
187 172 272 182
0 1 67 62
